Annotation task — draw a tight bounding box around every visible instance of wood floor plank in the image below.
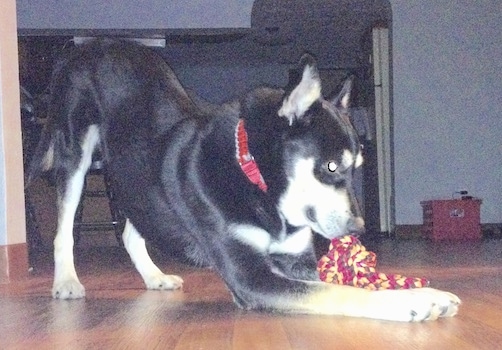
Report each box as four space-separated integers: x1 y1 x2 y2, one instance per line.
233 315 291 349
2 238 502 349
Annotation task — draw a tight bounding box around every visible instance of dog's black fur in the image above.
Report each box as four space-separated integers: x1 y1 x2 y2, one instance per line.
28 39 460 321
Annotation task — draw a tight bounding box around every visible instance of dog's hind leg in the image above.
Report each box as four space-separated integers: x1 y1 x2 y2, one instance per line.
52 125 100 299
122 219 184 290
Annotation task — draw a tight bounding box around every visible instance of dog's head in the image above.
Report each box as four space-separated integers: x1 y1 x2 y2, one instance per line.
277 55 364 239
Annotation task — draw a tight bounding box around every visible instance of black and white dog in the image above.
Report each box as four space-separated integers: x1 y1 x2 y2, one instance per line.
28 39 459 321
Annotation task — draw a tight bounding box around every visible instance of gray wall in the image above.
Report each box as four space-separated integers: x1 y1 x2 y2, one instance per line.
392 1 502 224
16 0 253 29
12 0 502 226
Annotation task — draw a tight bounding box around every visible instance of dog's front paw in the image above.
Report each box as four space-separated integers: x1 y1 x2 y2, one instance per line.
144 274 184 290
52 279 86 299
369 287 461 322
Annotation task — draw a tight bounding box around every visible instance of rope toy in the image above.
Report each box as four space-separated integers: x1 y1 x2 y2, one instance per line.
317 235 430 290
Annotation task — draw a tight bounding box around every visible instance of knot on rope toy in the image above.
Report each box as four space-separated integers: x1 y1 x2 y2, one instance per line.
317 235 430 290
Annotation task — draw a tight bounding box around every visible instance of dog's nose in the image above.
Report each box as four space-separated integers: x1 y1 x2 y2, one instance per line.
347 216 365 235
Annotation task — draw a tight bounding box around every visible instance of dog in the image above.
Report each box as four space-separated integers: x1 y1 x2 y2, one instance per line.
28 39 460 321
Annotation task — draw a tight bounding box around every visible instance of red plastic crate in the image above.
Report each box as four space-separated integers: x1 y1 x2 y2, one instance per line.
420 199 482 240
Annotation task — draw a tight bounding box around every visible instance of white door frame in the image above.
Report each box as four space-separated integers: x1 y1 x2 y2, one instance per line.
372 26 394 233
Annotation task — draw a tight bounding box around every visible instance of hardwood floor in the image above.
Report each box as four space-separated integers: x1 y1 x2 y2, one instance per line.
1 237 502 349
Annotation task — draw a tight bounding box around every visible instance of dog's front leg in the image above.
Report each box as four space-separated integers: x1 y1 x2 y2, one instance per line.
122 219 183 290
217 227 460 321
302 283 461 321
229 272 460 321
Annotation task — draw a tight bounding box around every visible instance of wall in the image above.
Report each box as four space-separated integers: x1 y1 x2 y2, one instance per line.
16 0 253 29
0 0 26 245
391 1 502 224
10 1 502 233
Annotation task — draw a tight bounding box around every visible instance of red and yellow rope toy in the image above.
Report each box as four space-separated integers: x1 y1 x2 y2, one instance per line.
317 235 429 290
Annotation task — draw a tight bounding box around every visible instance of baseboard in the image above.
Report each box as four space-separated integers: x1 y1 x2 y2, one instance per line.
394 225 423 239
394 223 502 240
0 243 29 284
482 223 502 239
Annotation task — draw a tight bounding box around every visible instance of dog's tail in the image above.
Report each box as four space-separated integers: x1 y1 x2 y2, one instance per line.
25 121 56 187
25 96 99 189
25 58 96 188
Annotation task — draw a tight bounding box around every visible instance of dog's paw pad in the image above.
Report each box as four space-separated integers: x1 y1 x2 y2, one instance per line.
435 291 461 318
370 287 460 322
52 280 86 299
145 274 183 290
406 289 461 322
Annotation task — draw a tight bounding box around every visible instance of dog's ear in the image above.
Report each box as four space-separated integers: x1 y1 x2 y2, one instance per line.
331 76 353 110
278 54 321 125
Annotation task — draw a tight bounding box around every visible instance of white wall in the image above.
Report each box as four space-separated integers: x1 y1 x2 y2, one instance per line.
391 1 502 224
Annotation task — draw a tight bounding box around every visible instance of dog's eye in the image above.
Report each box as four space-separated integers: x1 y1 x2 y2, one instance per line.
327 161 338 172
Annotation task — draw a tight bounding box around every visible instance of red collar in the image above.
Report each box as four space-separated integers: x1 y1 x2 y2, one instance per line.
235 119 268 192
